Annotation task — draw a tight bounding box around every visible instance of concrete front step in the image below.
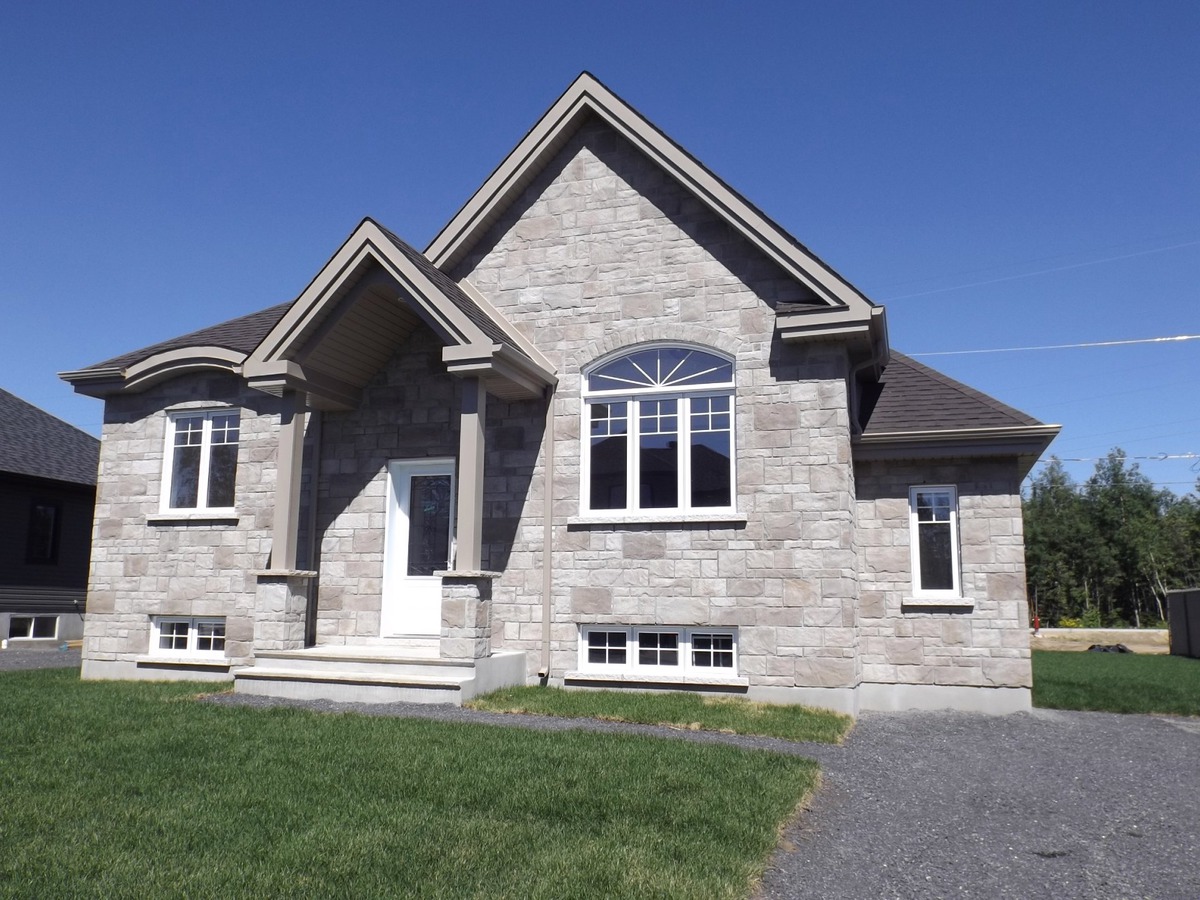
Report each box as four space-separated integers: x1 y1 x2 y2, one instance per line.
231 648 528 706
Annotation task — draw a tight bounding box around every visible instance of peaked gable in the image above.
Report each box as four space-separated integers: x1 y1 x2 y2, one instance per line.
426 73 887 359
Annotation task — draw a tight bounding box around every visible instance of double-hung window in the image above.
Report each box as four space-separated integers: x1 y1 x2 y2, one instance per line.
162 411 240 513
908 486 961 600
583 345 735 515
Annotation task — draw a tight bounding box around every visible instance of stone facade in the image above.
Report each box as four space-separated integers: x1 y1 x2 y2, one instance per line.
855 459 1032 692
75 112 1038 712
80 374 280 678
453 119 861 700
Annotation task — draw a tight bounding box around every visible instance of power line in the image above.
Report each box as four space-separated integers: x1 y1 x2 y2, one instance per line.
1035 453 1200 464
884 238 1200 301
909 334 1200 357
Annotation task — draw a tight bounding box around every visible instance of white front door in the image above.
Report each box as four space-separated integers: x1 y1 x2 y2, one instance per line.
381 459 456 636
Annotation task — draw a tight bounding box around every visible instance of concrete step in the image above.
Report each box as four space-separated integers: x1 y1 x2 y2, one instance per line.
250 649 477 680
233 666 466 704
231 648 528 707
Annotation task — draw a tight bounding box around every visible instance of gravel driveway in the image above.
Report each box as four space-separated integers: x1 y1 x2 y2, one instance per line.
5 651 1196 898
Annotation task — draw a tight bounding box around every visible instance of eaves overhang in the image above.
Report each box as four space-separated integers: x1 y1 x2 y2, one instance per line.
853 424 1062 479
60 346 245 398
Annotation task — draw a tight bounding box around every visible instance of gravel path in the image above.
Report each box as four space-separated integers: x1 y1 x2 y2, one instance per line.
5 652 1196 898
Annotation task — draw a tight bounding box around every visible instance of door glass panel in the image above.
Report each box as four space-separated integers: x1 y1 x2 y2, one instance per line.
407 475 452 576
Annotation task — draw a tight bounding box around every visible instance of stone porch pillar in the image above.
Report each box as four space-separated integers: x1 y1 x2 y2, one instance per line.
252 390 315 653
437 571 499 660
455 377 487 572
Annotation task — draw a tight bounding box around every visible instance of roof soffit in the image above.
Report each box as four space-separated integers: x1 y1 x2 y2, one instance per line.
426 73 884 341
244 220 554 404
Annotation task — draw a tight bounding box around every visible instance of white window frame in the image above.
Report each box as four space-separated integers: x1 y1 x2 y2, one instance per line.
8 615 58 640
580 344 736 518
159 410 240 515
908 485 962 601
578 626 738 676
150 616 227 658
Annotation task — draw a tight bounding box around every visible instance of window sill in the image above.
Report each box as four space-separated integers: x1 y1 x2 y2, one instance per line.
564 670 748 689
902 596 976 610
147 512 240 525
135 655 232 669
567 512 747 528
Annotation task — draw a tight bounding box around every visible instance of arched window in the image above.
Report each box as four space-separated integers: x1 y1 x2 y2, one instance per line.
582 345 735 515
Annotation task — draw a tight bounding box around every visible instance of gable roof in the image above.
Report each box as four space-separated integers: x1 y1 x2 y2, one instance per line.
243 218 554 408
0 389 99 486
426 72 888 359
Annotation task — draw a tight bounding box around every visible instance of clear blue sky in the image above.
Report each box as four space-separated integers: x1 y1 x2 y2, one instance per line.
3 1 1196 494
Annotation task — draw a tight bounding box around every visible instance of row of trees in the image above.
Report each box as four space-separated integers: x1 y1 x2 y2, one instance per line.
1023 450 1200 627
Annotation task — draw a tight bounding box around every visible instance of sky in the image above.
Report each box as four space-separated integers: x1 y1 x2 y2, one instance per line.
2 1 1197 494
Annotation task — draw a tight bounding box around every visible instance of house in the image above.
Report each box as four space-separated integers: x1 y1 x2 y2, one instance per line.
61 74 1058 713
0 389 99 646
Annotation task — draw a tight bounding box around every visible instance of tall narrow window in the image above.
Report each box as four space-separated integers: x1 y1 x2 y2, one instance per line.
163 411 240 513
909 486 961 599
582 345 734 515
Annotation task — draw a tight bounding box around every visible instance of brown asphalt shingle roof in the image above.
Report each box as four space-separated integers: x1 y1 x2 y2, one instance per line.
0 389 100 486
84 302 293 372
858 352 1043 435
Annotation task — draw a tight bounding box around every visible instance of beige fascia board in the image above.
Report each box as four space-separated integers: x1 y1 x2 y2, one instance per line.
454 278 558 376
59 347 245 396
243 360 360 410
425 74 878 320
853 424 1061 469
442 343 553 399
248 221 493 369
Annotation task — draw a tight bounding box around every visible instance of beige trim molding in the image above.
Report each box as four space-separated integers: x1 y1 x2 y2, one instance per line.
425 72 888 364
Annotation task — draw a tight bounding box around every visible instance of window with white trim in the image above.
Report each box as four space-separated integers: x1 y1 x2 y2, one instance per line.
9 615 58 640
908 486 961 599
162 411 240 513
579 626 738 676
150 616 227 657
582 345 735 515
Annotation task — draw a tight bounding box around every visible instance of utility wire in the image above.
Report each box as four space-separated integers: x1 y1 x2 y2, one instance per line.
909 334 1200 357
884 238 1200 301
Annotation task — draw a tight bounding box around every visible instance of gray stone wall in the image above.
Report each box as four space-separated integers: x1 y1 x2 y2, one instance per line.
82 374 281 669
313 326 461 643
855 458 1032 689
455 116 861 690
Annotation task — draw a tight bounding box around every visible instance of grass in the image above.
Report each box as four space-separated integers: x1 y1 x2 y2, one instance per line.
467 686 852 743
0 670 818 899
1032 650 1200 716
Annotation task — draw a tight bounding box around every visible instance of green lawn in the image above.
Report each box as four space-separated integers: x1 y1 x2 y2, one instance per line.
0 670 817 899
468 686 852 743
1032 650 1200 715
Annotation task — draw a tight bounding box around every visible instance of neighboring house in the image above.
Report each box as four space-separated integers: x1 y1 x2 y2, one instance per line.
0 389 99 646
61 74 1058 712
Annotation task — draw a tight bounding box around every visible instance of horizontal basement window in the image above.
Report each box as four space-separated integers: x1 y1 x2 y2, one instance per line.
578 626 737 677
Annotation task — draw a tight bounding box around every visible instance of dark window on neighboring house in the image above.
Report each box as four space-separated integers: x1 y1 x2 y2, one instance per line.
26 502 60 564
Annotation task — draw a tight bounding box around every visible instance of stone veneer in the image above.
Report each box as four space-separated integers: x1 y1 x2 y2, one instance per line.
77 113 1037 712
452 116 862 701
855 458 1032 706
80 374 282 678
